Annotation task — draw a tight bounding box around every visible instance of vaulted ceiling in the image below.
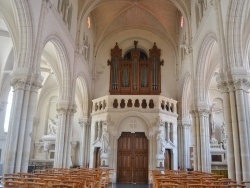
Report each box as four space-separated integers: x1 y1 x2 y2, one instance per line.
87 0 183 47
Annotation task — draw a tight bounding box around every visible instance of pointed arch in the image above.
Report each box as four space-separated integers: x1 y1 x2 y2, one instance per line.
76 74 90 117
42 35 72 101
227 0 246 67
196 33 218 104
11 0 33 68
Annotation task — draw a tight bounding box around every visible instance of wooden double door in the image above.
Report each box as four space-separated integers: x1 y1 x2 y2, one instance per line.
117 132 148 183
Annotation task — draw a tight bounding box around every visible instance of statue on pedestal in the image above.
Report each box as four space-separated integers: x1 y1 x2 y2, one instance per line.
101 126 109 154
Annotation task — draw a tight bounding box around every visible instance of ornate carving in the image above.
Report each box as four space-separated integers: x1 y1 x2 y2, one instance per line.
197 108 210 117
43 140 55 152
79 33 90 62
79 117 89 128
156 116 164 126
48 117 58 135
234 78 250 91
56 102 76 115
103 115 114 127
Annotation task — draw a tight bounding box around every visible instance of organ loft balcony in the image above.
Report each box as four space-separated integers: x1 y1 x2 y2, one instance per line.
91 95 178 116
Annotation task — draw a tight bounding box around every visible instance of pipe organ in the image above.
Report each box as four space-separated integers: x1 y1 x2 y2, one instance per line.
108 41 164 95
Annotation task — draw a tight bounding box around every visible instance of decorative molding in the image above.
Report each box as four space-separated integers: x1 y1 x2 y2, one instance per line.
56 102 77 115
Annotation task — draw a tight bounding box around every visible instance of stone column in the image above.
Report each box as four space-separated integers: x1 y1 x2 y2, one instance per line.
234 79 250 181
190 110 199 171
198 108 211 172
4 72 42 173
53 102 76 168
178 122 191 170
228 82 242 182
218 82 236 180
79 118 88 167
190 107 211 172
218 77 250 182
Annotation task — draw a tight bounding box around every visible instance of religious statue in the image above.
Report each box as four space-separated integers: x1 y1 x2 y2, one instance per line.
101 127 109 153
210 110 218 144
221 122 228 150
156 126 167 155
48 118 58 135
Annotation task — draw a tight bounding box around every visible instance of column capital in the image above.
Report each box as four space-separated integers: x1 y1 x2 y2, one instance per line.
10 69 43 91
56 102 76 115
234 78 250 91
217 82 228 93
197 108 210 116
79 117 89 127
178 118 191 126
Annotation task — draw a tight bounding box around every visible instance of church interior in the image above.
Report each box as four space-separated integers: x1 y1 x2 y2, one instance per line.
0 0 250 186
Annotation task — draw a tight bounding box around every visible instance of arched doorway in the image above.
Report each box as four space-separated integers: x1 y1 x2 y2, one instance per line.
117 132 148 184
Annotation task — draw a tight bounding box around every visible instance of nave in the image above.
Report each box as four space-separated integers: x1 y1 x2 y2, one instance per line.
0 168 250 188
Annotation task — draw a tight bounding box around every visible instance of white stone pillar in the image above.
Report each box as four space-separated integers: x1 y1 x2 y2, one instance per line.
198 108 211 172
178 122 191 170
21 83 41 172
218 82 236 180
234 79 250 181
190 108 211 172
4 73 42 173
177 122 182 169
79 118 88 167
190 110 199 170
228 83 242 182
53 102 76 168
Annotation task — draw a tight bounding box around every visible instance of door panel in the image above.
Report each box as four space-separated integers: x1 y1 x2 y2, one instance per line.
94 147 101 168
117 132 148 183
164 149 171 170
